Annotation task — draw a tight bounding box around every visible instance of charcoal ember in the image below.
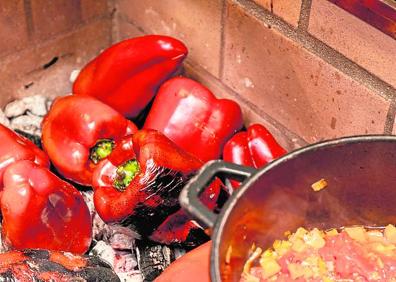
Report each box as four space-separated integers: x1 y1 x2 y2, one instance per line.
0 249 120 281
90 241 142 282
4 95 48 118
135 241 175 282
10 113 43 136
0 109 10 127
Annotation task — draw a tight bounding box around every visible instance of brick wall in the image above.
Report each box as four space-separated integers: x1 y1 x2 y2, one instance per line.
0 0 395 149
0 0 113 107
114 0 396 149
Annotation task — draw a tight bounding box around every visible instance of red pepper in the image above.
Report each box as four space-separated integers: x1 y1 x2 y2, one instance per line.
223 124 286 188
144 77 243 162
92 129 220 239
1 160 92 254
42 95 137 185
150 178 222 246
73 35 188 118
0 124 49 191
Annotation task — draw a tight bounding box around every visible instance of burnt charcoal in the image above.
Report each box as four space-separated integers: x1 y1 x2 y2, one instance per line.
0 249 120 282
135 240 175 282
183 228 210 249
121 166 193 238
14 129 42 149
21 249 49 260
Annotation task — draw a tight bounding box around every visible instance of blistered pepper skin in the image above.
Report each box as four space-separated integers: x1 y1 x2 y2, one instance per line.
0 124 49 191
1 160 92 254
144 77 243 162
73 35 188 118
92 129 222 242
92 130 201 225
42 95 137 185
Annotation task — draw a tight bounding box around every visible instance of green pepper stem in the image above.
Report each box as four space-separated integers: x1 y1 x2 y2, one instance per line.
114 160 140 192
90 139 115 164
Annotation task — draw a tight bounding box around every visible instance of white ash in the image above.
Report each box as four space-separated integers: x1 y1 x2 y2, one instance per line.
90 241 142 282
1 95 54 137
10 113 43 136
82 191 142 280
117 272 143 282
5 95 48 118
110 232 135 250
0 109 10 128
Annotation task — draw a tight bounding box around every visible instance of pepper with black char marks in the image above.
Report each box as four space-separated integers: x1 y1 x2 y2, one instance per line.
92 129 222 243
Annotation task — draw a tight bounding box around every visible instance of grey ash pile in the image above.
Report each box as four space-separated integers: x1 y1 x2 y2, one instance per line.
0 95 183 282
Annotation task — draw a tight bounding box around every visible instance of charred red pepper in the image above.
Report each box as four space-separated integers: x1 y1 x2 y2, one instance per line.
144 77 243 162
223 124 286 188
0 124 49 192
73 35 188 118
1 160 92 254
42 95 137 185
92 129 220 239
150 178 222 246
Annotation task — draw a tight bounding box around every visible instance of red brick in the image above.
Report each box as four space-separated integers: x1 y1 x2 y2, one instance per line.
81 0 109 21
309 0 396 89
0 19 112 107
31 0 81 40
183 61 308 151
0 1 28 57
116 0 223 77
222 1 390 143
253 0 302 27
114 18 145 42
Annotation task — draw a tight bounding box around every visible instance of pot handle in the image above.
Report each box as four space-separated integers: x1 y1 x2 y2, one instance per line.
180 160 256 229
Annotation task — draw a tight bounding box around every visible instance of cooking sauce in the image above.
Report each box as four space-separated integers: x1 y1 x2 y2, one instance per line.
241 225 396 281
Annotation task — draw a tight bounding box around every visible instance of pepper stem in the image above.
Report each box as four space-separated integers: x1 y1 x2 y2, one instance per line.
113 160 140 191
90 139 115 164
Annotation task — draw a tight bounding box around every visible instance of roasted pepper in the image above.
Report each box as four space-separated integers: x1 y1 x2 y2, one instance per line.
42 95 137 185
0 124 49 192
73 35 188 118
150 178 223 246
144 77 243 162
1 160 92 254
92 129 221 239
223 124 286 188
